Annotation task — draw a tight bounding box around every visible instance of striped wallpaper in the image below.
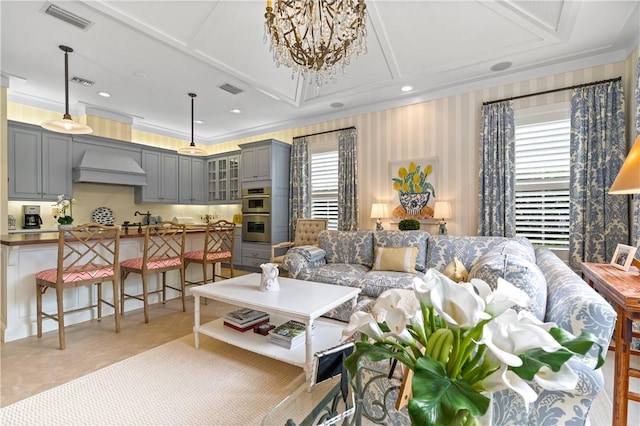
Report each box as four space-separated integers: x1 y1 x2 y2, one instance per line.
4 50 638 237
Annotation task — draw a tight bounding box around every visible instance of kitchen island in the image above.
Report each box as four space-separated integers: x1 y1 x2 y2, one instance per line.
0 226 234 343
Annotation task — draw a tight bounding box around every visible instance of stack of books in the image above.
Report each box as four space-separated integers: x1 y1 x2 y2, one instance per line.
268 320 307 349
223 308 269 332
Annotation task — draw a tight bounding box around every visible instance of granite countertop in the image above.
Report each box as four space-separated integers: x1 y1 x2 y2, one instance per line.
0 225 212 247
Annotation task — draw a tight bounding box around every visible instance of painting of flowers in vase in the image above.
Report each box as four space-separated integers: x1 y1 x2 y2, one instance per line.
389 158 439 220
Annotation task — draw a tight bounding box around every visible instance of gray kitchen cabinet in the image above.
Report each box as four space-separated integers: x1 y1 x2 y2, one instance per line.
241 242 271 269
8 121 72 201
135 149 179 204
241 143 272 182
178 156 206 204
233 226 242 266
207 151 241 204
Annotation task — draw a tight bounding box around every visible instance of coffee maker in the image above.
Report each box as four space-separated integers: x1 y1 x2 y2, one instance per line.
23 205 43 229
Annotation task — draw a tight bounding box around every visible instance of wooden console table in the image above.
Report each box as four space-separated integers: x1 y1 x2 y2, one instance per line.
581 262 640 426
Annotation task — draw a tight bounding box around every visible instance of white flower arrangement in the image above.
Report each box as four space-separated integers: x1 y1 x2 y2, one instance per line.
52 194 77 225
342 269 605 426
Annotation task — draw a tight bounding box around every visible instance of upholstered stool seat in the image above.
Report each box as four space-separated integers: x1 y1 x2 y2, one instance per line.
120 222 186 324
184 220 236 287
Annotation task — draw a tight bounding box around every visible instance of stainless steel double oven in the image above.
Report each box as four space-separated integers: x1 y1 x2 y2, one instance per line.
242 187 271 243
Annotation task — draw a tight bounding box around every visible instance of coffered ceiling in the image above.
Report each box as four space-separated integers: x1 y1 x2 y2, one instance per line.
1 1 638 145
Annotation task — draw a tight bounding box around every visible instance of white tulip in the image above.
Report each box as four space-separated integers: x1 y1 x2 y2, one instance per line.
480 310 564 368
533 363 579 391
479 364 538 410
342 311 383 341
471 277 530 316
430 270 490 329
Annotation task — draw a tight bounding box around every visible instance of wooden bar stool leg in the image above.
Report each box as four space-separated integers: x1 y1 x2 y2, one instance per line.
202 262 208 284
56 287 65 350
162 271 167 304
180 267 186 312
142 274 150 324
36 283 43 338
120 271 127 315
112 279 120 333
97 282 102 320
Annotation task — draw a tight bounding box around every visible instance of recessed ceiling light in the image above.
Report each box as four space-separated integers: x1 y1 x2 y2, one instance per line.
490 61 512 72
401 86 413 92
330 102 344 108
97 91 111 97
230 108 242 114
133 71 147 78
194 120 204 124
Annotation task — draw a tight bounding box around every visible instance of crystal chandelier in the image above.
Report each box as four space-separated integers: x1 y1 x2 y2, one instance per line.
264 0 367 87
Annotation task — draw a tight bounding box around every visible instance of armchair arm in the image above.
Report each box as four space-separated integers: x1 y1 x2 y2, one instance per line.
282 251 326 278
271 241 295 262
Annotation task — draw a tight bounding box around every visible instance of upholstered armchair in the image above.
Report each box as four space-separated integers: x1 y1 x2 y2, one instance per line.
271 219 328 269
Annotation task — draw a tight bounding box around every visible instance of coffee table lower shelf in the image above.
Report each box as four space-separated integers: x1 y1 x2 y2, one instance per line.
196 315 346 368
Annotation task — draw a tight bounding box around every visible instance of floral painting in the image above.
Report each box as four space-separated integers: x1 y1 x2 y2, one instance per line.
389 157 439 220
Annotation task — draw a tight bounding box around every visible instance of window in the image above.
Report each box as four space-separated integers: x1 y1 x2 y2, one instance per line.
514 104 570 260
309 136 339 230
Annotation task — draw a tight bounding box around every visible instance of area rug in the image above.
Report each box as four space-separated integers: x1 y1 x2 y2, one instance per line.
0 334 306 425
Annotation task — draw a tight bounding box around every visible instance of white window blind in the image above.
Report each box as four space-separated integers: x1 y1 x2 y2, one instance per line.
514 116 570 256
309 137 339 230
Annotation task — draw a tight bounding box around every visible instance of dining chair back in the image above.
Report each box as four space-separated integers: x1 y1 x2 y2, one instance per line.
35 223 121 350
120 221 187 323
185 220 236 286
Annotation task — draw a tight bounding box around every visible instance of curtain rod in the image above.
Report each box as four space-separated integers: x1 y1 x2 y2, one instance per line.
294 126 356 139
482 76 622 106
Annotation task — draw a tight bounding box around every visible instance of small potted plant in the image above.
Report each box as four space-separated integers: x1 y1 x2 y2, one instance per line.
53 194 77 228
398 219 420 231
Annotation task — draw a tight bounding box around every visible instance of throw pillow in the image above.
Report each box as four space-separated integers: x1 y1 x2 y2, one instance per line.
442 256 469 283
372 246 418 274
468 251 547 320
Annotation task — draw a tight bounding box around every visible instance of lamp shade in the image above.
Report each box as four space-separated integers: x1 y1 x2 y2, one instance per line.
370 203 388 219
433 201 451 220
610 135 640 194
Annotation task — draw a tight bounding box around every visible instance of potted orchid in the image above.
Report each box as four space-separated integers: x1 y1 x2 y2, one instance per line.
52 194 77 225
342 269 606 426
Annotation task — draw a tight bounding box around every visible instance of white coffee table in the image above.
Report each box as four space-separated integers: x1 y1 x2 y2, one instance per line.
191 273 361 377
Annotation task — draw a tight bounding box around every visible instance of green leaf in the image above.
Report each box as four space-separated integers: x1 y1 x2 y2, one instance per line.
550 328 606 369
408 356 489 426
344 341 398 379
509 347 574 380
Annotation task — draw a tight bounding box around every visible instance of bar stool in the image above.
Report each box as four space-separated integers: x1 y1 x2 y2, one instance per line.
35 223 121 350
120 221 186 323
184 220 236 286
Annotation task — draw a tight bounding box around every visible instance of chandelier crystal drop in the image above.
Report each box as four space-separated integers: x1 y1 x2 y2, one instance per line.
264 0 368 87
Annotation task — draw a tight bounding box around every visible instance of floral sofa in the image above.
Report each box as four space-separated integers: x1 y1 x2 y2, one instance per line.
283 231 617 425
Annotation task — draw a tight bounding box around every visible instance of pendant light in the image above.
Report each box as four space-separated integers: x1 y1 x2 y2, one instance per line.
177 93 207 156
41 45 93 135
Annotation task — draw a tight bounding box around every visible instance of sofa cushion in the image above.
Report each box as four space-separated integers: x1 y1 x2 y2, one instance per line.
359 271 425 298
468 248 547 320
308 263 370 288
372 246 418 274
373 230 429 271
319 231 375 267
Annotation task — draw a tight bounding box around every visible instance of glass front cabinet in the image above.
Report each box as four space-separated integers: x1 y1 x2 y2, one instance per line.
208 151 241 204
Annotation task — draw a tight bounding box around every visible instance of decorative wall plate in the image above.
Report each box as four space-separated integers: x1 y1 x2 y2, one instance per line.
91 207 115 225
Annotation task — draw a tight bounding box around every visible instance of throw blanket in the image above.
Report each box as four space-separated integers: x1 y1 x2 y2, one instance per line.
290 245 326 262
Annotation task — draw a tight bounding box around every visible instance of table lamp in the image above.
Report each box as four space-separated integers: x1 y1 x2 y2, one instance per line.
433 201 451 235
609 135 640 269
370 203 388 231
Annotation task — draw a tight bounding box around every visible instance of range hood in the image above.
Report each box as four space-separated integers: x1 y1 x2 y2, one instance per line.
73 150 147 186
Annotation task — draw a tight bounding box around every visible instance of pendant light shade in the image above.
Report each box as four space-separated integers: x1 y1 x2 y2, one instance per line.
41 45 93 135
177 92 207 156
